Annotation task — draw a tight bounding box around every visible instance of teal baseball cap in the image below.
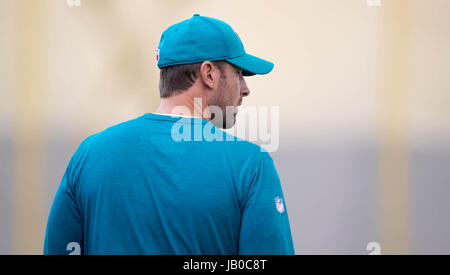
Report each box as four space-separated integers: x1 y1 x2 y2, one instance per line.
156 14 274 76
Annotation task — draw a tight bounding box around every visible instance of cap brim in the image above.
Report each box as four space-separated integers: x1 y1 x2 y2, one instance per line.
226 53 274 76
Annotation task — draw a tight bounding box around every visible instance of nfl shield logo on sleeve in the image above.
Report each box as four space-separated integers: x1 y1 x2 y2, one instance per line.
275 196 285 214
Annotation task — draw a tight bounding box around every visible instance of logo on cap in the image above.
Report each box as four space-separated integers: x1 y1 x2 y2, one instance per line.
156 48 160 64
275 196 285 214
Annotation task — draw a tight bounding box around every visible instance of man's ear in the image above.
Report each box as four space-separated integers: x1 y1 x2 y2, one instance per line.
199 61 220 90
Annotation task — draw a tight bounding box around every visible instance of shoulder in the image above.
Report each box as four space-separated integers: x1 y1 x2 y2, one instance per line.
69 117 138 157
215 127 273 163
78 117 147 148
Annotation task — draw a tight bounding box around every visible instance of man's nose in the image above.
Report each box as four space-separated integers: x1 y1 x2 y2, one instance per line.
240 76 250 97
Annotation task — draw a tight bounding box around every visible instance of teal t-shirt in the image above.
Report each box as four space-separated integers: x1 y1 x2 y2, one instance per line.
44 113 294 255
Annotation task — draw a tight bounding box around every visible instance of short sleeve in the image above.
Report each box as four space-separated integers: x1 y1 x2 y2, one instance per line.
44 168 84 255
43 136 95 255
238 156 295 255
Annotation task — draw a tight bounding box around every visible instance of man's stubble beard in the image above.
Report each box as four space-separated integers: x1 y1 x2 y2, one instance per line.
206 77 238 130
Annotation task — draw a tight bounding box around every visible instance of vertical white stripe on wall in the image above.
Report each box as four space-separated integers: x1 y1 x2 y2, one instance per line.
13 0 47 254
378 0 412 254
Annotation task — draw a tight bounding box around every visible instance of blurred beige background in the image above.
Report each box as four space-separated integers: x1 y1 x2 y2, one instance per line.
0 0 449 254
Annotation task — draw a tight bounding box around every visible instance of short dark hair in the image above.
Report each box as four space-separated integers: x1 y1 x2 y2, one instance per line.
159 60 227 98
